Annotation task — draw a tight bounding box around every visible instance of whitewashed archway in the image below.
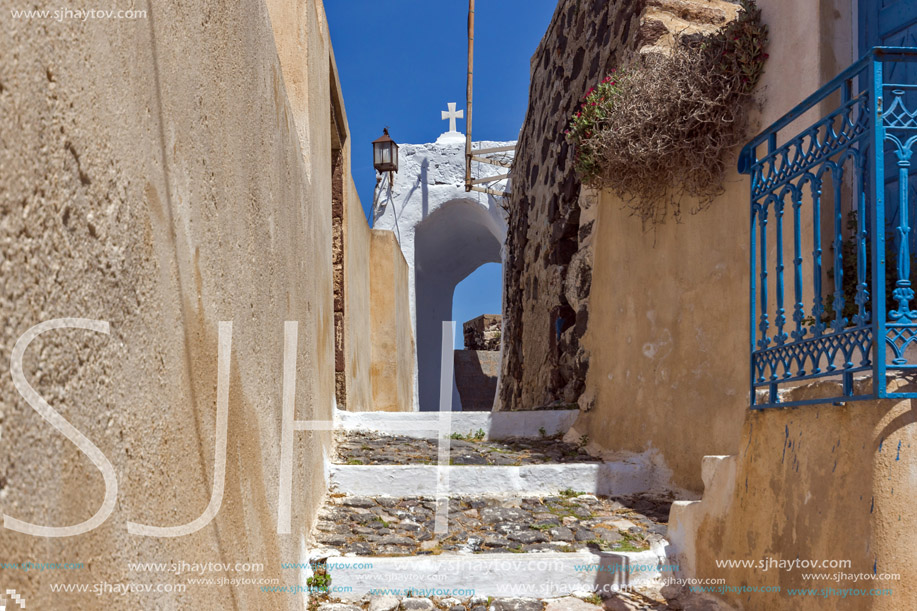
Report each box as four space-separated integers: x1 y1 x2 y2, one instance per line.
373 135 513 411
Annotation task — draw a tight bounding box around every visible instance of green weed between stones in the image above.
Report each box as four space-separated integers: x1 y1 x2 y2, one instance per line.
449 429 486 441
306 563 331 593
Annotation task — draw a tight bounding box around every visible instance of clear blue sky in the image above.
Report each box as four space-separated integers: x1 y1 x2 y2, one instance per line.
325 0 557 347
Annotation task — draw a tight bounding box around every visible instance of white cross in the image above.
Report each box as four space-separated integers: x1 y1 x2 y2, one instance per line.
441 102 464 133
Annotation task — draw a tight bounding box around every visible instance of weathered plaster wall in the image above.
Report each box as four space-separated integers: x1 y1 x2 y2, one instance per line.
339 159 414 413
0 0 346 607
368 231 415 412
576 175 750 490
668 380 917 610
342 173 374 412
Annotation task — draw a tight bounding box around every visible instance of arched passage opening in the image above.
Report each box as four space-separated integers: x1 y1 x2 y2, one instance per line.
414 199 504 411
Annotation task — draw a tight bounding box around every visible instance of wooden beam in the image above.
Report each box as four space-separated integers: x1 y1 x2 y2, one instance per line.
470 144 516 156
470 185 510 197
468 172 510 185
471 155 512 168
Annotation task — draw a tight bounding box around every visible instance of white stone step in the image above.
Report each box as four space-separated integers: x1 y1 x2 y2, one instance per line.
309 546 669 599
329 462 663 498
667 455 737 578
334 409 580 440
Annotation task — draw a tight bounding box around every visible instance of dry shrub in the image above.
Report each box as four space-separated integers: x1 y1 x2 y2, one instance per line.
567 0 768 227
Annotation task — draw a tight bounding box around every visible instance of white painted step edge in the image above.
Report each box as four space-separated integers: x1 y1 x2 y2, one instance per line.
329 463 658 497
334 409 580 440
306 546 669 599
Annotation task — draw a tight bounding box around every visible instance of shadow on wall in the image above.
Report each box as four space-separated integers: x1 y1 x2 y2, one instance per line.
454 349 500 411
414 199 503 411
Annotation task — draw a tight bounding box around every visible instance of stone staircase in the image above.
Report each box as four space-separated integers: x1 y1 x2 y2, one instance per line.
304 410 679 611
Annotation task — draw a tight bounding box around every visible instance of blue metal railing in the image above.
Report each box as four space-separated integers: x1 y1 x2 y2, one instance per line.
739 47 917 409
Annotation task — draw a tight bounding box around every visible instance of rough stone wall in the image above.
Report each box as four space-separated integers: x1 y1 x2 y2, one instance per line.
639 0 741 55
498 0 645 411
463 314 501 351
333 149 347 408
0 0 353 607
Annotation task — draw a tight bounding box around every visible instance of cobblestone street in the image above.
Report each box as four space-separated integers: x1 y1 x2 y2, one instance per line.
313 492 672 557
334 432 602 466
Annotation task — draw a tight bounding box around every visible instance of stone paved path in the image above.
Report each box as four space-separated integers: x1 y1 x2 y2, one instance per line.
313 492 672 556
314 413 687 610
334 432 602 466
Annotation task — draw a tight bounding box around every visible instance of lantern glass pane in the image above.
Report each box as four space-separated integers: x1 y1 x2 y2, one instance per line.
373 143 382 166
382 144 391 165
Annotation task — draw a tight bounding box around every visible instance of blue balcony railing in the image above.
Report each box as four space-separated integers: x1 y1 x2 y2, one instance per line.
739 47 917 409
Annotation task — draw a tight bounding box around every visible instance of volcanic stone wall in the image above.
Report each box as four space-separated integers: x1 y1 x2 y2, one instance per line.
498 0 643 410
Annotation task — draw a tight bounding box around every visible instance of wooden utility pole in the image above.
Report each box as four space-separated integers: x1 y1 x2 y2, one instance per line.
463 0 513 198
465 0 474 192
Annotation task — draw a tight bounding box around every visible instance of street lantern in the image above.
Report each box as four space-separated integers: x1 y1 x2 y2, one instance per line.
372 128 399 175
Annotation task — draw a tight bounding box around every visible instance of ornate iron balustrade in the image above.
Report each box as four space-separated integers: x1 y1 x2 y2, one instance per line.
739 47 917 408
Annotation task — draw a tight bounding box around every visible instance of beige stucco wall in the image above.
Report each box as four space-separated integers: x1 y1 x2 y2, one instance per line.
668 380 917 610
0 0 344 607
576 0 856 491
341 175 415 413
342 173 375 412
369 231 415 412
